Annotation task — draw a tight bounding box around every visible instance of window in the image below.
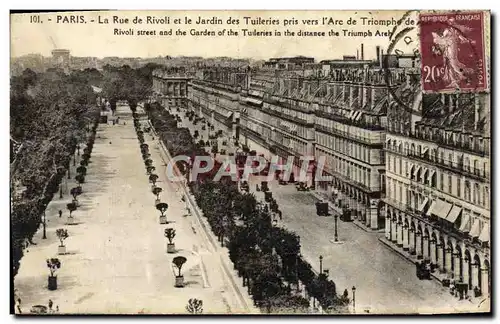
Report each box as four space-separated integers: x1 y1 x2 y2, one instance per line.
399 158 402 175
484 186 489 209
440 173 444 191
457 178 461 197
464 181 471 201
448 153 454 167
448 175 452 194
431 172 437 188
473 183 480 205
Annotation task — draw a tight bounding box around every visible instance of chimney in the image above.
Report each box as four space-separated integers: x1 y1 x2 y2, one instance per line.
474 94 480 130
376 46 380 65
379 48 384 69
361 44 364 60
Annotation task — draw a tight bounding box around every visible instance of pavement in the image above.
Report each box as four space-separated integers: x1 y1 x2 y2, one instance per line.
13 105 253 314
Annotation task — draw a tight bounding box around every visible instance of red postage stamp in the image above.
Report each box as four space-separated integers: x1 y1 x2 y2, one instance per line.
419 11 488 93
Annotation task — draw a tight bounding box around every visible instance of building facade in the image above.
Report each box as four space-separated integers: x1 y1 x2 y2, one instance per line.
383 73 491 298
150 52 490 298
152 67 190 109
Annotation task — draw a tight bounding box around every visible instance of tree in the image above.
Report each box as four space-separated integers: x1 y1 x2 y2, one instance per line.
156 202 169 217
172 256 187 277
70 187 82 203
149 174 159 186
76 166 87 176
146 166 156 175
164 228 176 244
75 174 85 187
46 258 61 277
152 187 162 200
55 229 69 247
11 68 100 281
186 298 203 314
268 295 310 313
66 202 77 218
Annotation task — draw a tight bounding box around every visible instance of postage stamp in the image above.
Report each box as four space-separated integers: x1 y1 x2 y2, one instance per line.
419 11 488 93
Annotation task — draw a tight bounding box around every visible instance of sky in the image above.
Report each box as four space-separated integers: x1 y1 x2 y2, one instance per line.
10 10 419 61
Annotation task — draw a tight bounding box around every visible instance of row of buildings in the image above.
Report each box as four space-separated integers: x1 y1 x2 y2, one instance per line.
151 46 491 299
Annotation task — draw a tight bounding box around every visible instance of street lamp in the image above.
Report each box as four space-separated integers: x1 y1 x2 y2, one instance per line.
334 214 339 242
352 286 356 313
319 255 323 274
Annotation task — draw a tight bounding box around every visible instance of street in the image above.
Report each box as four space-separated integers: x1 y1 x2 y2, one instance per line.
247 177 479 314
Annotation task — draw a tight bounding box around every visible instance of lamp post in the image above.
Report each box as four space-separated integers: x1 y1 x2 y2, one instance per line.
352 286 356 313
334 214 339 242
319 255 323 274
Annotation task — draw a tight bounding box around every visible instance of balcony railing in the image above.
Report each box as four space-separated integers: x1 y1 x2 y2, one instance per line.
315 109 384 131
315 124 384 146
385 147 490 181
263 95 311 114
390 127 489 157
265 108 312 127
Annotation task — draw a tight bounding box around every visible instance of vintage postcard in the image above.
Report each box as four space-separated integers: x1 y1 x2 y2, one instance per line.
10 10 491 315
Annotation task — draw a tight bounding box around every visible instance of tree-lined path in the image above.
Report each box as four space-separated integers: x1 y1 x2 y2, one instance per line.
14 104 252 314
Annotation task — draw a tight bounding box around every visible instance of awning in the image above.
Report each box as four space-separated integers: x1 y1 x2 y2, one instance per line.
355 111 363 121
469 218 481 237
458 213 471 232
223 111 233 119
246 97 263 106
348 110 356 119
478 223 489 243
417 197 429 212
426 200 437 216
430 199 452 219
446 205 462 224
249 90 264 98
422 147 429 155
437 200 453 219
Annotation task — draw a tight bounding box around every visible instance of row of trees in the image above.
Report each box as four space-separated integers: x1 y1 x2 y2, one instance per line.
11 68 102 278
101 64 160 113
146 102 349 313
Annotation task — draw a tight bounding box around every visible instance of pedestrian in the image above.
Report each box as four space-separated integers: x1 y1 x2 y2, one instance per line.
343 289 348 298
48 299 53 312
58 210 62 218
278 210 282 220
16 298 22 314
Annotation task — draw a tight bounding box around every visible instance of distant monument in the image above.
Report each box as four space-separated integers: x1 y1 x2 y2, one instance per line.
51 49 71 73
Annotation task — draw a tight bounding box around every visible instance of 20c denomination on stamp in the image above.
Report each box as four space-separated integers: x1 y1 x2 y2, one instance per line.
419 11 489 93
